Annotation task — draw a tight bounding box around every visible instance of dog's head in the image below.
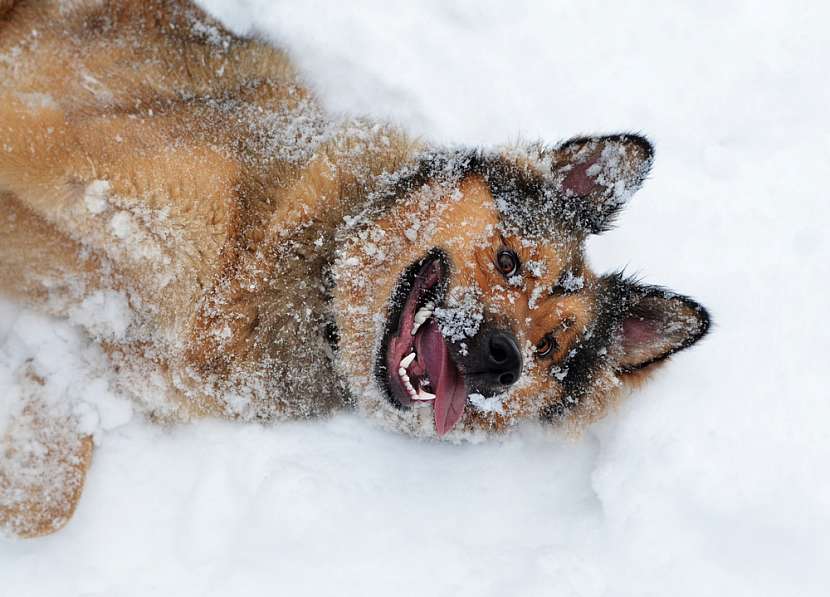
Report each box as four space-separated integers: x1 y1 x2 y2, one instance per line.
332 134 709 438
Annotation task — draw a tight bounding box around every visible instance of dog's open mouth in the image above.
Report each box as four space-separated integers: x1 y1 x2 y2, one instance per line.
378 250 467 436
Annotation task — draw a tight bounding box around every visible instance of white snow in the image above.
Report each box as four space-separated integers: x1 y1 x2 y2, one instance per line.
67 290 132 342
83 180 110 215
2 1 829 595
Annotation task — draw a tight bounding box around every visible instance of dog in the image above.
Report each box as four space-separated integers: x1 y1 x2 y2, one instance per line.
0 0 710 538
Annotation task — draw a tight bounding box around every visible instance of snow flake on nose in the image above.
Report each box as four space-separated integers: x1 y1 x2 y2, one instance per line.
434 286 484 344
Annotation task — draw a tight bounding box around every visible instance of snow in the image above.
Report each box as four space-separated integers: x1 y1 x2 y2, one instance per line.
67 290 132 342
83 180 110 215
2 0 829 595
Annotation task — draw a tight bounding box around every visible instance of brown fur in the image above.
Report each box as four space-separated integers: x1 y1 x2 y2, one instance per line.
0 0 709 538
332 175 600 433
0 364 94 538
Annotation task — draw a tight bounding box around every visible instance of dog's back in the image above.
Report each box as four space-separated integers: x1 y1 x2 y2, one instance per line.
0 0 359 537
0 0 368 418
0 0 295 321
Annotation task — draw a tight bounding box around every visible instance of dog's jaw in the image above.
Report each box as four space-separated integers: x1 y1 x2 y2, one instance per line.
378 251 469 436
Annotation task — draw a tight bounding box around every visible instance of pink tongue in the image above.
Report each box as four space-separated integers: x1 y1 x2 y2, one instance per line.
417 320 467 437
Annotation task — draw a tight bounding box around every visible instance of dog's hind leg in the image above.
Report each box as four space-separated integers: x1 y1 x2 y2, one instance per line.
0 362 93 539
0 190 109 312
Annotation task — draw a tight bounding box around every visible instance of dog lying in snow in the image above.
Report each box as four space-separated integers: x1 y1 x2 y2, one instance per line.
0 0 710 538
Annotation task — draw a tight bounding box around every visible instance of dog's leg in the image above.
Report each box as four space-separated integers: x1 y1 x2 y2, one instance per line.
0 191 109 312
0 362 93 539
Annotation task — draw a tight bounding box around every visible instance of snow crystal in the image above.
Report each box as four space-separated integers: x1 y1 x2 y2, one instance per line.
434 285 484 343
559 270 585 292
13 91 57 110
67 290 132 341
109 211 133 239
83 180 110 215
525 259 547 278
468 392 505 414
550 365 569 381
528 284 547 310
507 274 523 287
187 13 232 50
107 209 168 267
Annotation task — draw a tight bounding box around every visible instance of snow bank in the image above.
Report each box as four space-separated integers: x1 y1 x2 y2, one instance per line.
2 1 829 595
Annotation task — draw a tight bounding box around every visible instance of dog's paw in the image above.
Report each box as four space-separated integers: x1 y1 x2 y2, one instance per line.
0 363 94 539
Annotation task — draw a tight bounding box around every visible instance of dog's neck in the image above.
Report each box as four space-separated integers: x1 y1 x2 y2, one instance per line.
183 119 424 419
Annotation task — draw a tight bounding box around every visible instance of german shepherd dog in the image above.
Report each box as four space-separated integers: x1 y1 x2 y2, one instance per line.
0 0 709 538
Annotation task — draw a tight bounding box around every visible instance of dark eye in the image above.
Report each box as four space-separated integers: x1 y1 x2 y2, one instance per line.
496 250 520 277
535 334 558 358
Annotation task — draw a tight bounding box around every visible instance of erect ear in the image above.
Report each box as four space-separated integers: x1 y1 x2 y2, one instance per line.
549 134 654 234
605 277 710 373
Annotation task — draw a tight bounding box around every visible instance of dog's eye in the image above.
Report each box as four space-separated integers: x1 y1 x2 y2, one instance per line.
535 334 558 358
496 250 520 277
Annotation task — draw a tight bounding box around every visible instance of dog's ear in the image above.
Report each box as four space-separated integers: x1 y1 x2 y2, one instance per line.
548 134 654 234
604 276 710 373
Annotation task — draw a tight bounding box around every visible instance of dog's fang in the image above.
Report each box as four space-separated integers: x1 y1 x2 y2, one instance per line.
411 311 432 336
415 389 436 401
413 308 432 324
400 352 416 368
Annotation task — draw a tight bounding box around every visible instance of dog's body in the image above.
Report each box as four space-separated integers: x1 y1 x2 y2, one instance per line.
0 0 709 538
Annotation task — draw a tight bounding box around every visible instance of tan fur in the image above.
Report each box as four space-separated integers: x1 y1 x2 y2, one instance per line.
0 364 93 538
0 0 417 537
0 0 413 413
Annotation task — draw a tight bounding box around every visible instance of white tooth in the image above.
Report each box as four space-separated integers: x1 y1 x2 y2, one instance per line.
400 353 416 368
398 367 407 377
414 308 432 324
410 308 433 336
415 389 436 401
401 373 410 383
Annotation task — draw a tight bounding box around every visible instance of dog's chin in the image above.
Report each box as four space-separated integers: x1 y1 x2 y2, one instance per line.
375 249 468 437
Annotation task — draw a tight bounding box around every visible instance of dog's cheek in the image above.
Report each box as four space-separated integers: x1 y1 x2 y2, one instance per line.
330 254 380 391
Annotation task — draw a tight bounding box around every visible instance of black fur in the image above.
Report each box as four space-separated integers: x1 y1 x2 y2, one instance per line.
539 272 710 421
379 134 654 240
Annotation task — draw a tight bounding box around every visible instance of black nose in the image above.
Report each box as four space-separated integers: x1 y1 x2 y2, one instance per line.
483 331 523 387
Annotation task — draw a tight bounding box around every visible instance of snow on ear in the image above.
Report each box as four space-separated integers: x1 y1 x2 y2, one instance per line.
550 134 654 234
613 283 710 373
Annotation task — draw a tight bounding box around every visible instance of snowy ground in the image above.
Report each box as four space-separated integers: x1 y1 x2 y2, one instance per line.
2 1 829 595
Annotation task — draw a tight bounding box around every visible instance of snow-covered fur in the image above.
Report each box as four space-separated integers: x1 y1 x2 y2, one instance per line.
0 0 709 538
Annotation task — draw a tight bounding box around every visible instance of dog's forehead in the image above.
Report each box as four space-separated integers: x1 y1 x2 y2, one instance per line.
449 172 586 271
459 152 572 242
387 149 577 243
